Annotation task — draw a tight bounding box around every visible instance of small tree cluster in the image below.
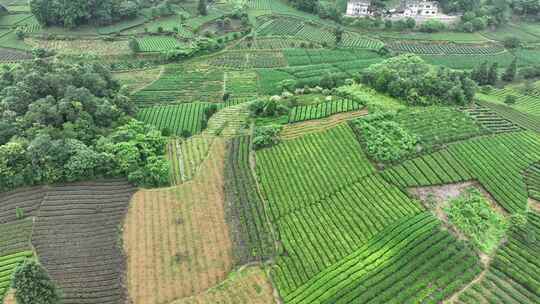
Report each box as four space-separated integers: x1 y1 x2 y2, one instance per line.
12 260 62 304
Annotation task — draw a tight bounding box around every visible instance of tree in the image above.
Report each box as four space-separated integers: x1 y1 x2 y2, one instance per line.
11 260 62 304
198 0 207 16
334 26 344 45
128 38 139 53
504 37 521 49
487 62 499 85
471 61 489 85
504 94 517 104
502 59 517 82
29 0 140 28
361 54 477 106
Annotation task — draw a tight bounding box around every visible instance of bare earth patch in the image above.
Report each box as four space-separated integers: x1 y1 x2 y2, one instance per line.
409 182 508 303
123 139 233 304
2 289 15 304
280 110 368 140
113 67 164 94
529 198 540 213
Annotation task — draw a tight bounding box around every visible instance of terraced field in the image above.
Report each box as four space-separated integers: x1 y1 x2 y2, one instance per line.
133 65 224 104
138 103 217 136
386 42 504 55
288 98 363 123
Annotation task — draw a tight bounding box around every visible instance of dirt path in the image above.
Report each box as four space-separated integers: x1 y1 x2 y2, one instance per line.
280 110 368 140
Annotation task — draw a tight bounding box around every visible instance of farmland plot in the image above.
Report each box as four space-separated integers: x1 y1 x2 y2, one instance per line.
224 71 258 99
0 186 46 224
272 175 424 297
0 251 33 300
225 136 275 265
0 47 31 62
280 110 368 140
0 218 34 300
171 266 275 304
26 38 130 56
462 103 523 133
134 65 224 104
137 103 216 136
124 139 234 304
284 212 482 304
477 101 540 133
524 162 540 201
457 212 540 304
203 103 250 137
256 124 375 218
209 51 287 69
383 131 540 213
31 180 137 304
113 67 162 93
136 36 187 52
386 42 504 55
421 52 516 69
233 37 315 50
288 98 363 123
477 85 540 118
167 135 215 185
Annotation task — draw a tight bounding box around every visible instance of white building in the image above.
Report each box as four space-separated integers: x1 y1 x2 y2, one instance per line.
346 0 372 17
398 0 439 17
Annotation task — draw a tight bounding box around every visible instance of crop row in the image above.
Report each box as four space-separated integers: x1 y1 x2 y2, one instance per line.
0 251 33 300
288 98 362 123
136 36 184 52
0 186 46 224
233 37 315 50
283 48 380 66
478 101 540 133
209 51 287 69
167 136 213 185
394 106 488 149
255 16 382 50
225 136 275 265
283 212 481 303
224 71 258 100
31 180 136 304
0 47 32 62
524 162 540 201
382 149 474 188
134 66 224 104
256 124 375 218
387 42 504 55
458 212 540 304
462 104 522 133
247 0 272 10
489 86 540 117
138 103 217 136
0 219 33 256
384 131 540 213
272 174 423 295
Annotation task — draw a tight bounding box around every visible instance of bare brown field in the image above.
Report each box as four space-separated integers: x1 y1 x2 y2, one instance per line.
171 266 275 304
123 139 233 304
280 110 368 140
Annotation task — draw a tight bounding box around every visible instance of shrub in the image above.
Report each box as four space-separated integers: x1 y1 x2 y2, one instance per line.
253 125 282 150
444 188 508 253
504 95 517 105
352 113 417 162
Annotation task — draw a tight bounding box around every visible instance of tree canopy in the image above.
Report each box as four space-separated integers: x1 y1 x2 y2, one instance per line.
0 60 169 191
30 0 139 28
11 260 62 304
360 54 477 106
